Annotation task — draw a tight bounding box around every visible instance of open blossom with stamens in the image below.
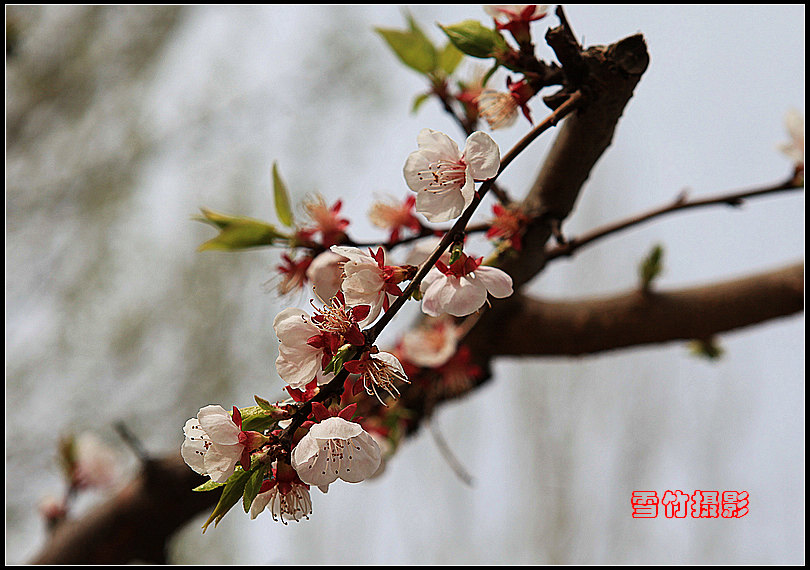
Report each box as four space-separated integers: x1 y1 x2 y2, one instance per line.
331 245 415 326
181 405 267 483
250 462 312 524
420 252 513 317
399 317 460 368
301 194 350 247
403 129 500 223
476 89 519 130
291 403 381 487
274 297 368 390
368 195 422 243
344 348 410 404
476 77 536 130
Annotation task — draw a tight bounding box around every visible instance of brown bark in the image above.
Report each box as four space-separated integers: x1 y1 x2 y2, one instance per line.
31 457 215 565
466 263 804 357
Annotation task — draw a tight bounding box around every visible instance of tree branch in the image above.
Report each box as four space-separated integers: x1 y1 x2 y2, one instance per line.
31 456 216 565
465 262 804 357
544 178 803 262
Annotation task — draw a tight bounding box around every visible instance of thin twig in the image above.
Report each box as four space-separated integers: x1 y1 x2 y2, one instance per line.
427 418 475 487
544 176 803 262
280 90 586 447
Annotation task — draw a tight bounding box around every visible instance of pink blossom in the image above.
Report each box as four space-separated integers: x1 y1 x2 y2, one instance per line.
367 194 422 243
484 5 549 43
291 406 381 487
330 245 414 326
344 348 410 404
275 253 312 296
403 129 500 222
779 108 804 170
420 253 513 317
181 405 264 483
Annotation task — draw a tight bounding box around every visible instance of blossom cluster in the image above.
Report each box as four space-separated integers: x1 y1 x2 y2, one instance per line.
180 5 541 529
181 124 518 525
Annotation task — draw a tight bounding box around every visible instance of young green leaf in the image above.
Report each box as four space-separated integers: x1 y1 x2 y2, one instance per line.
272 162 294 228
196 208 288 251
193 479 225 493
243 463 269 513
438 41 464 76
439 20 508 59
375 27 437 75
201 468 250 532
639 243 664 291
411 92 431 114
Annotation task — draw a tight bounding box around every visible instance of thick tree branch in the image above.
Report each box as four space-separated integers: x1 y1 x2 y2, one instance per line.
466 262 804 357
31 456 216 565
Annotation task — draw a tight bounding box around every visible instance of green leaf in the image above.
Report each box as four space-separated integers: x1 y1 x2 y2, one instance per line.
195 208 288 251
639 243 664 291
375 27 437 75
243 463 269 513
201 468 250 532
272 162 294 228
193 479 225 493
688 339 724 361
438 41 464 75
323 344 356 374
239 405 284 432
439 20 508 59
253 395 275 411
411 92 431 114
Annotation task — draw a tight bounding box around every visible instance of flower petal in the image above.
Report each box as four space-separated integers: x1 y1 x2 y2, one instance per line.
474 265 514 298
416 128 461 162
204 442 243 483
463 131 500 180
337 431 381 483
197 405 241 445
415 187 467 223
443 276 488 317
308 416 364 440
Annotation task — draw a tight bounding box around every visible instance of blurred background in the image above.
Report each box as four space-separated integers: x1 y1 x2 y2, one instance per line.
5 5 804 564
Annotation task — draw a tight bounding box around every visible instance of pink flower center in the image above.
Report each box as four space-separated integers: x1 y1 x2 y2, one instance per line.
417 159 467 193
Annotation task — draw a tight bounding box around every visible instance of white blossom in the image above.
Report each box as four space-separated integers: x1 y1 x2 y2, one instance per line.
331 245 405 326
291 417 381 487
403 129 500 223
181 405 244 484
274 307 328 390
420 254 513 317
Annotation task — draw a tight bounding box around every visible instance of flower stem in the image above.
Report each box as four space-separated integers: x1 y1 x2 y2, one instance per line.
367 89 586 343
